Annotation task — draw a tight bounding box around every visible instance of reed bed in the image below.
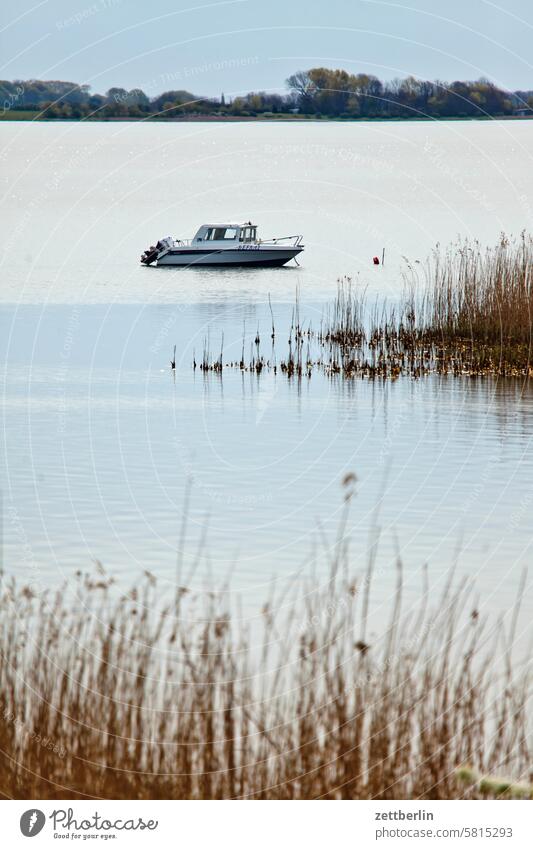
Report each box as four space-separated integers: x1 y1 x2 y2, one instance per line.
1 496 530 799
199 234 533 379
427 234 532 350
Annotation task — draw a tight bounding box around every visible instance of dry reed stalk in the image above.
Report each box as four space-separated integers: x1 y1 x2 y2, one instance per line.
0 501 530 800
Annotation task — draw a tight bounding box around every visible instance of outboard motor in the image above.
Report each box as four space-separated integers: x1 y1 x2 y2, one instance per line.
141 243 159 265
140 237 172 266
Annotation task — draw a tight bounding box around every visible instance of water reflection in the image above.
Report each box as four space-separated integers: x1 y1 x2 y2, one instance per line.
1 297 532 621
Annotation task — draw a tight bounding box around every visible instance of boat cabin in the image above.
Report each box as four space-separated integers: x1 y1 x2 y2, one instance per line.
192 223 258 244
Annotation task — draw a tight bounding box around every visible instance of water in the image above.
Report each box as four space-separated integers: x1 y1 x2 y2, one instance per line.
2 120 533 623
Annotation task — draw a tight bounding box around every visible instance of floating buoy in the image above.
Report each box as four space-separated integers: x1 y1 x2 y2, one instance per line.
373 256 380 265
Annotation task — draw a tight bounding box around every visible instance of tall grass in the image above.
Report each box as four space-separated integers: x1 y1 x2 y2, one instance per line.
1 497 530 799
418 233 533 374
322 234 533 377
427 233 532 344
199 234 533 378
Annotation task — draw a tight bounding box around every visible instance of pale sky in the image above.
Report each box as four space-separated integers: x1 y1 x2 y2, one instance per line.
1 0 533 97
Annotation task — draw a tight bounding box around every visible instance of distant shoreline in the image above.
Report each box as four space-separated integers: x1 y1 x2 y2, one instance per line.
3 72 532 123
2 113 533 123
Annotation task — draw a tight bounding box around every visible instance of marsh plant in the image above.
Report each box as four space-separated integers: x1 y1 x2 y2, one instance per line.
200 234 533 379
0 487 530 799
411 232 533 374
323 233 533 377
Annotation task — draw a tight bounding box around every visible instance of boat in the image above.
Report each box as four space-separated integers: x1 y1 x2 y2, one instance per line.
140 222 304 267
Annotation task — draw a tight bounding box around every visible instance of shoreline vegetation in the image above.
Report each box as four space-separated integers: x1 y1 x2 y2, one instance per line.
199 234 533 379
1 69 533 121
0 484 530 800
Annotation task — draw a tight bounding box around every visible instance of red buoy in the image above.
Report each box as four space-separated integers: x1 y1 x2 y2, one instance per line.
373 256 380 265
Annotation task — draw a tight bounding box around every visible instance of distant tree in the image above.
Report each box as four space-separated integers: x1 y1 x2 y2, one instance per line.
106 87 128 104
88 95 106 112
125 89 150 107
351 74 383 115
151 90 196 112
286 71 316 112
230 96 245 115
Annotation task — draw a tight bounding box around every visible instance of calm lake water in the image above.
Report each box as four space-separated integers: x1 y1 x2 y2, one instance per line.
1 120 533 625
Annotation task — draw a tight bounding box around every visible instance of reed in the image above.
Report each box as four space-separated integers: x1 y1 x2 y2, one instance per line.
198 234 533 379
416 233 533 375
0 495 530 799
322 235 533 377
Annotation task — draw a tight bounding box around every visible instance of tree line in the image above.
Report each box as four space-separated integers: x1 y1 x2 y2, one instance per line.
1 71 532 119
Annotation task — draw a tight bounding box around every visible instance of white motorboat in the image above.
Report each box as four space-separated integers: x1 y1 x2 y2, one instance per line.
140 222 304 267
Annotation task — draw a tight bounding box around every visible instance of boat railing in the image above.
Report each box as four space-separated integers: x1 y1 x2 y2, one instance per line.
259 234 304 247
168 235 304 247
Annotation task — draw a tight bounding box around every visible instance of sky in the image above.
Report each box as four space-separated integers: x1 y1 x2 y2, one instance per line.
1 0 533 97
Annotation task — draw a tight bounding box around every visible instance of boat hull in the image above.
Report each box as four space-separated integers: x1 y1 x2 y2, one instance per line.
155 247 302 267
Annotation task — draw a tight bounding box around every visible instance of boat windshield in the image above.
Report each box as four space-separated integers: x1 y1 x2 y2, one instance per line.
205 227 238 241
240 227 257 243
